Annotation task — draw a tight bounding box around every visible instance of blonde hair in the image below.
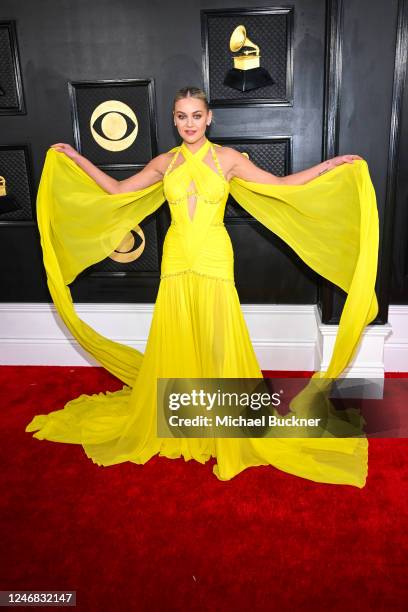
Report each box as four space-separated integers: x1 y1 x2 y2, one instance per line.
173 86 209 112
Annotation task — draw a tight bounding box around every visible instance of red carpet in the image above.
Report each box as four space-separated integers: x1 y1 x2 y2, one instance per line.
1 366 408 611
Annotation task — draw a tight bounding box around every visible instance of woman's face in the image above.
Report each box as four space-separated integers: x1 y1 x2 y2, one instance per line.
173 97 212 144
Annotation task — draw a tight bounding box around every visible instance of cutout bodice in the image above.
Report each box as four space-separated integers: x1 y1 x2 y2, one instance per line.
163 138 229 227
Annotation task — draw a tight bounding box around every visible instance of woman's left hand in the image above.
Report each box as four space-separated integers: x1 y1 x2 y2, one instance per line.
326 154 364 170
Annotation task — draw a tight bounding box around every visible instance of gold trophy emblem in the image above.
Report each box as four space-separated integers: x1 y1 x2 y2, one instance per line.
224 25 274 92
0 175 21 215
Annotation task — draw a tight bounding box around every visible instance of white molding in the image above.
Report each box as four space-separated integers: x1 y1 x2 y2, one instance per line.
0 302 407 373
241 303 318 371
315 319 392 378
383 304 408 372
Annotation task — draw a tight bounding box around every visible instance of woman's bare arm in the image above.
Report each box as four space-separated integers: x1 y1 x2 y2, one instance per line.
222 148 283 184
279 155 363 185
222 147 363 185
50 143 171 194
115 154 170 193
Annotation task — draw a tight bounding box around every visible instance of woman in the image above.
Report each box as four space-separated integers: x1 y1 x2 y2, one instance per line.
25 86 379 487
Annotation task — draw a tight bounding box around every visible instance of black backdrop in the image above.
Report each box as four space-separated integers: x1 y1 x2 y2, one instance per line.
0 0 406 326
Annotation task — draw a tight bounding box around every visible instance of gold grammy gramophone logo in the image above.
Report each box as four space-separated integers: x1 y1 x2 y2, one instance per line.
230 24 261 71
0 174 21 215
224 25 274 92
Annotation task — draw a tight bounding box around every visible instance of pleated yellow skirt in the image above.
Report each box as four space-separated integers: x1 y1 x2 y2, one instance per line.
27 268 368 487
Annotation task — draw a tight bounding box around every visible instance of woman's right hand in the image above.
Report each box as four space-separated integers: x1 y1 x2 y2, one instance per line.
50 143 80 160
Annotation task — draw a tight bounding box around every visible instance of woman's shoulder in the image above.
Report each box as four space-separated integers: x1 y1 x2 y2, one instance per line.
151 148 179 176
211 143 248 180
212 143 244 162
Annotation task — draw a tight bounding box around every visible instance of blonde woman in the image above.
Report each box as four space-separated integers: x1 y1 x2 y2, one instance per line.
26 86 378 487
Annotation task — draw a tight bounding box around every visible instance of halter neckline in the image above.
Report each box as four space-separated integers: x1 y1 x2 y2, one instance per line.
180 138 210 159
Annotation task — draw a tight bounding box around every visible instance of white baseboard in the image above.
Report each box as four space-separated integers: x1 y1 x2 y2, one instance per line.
243 304 319 371
382 305 408 372
0 302 406 374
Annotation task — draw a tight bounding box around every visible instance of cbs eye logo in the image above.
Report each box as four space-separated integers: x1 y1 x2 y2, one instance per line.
109 226 145 263
90 100 138 151
98 221 146 264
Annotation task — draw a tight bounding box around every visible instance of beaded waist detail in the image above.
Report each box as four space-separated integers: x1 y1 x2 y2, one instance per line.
160 268 234 283
169 221 225 227
166 193 226 206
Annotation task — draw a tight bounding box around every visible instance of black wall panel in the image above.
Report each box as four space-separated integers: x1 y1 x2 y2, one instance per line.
0 0 405 318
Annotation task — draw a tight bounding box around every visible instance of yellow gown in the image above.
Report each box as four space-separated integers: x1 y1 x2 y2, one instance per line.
25 138 379 487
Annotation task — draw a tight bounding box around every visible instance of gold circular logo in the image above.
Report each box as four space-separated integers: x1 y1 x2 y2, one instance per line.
109 225 145 263
90 100 138 151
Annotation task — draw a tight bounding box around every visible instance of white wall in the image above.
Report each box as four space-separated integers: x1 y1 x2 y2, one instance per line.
1 303 405 374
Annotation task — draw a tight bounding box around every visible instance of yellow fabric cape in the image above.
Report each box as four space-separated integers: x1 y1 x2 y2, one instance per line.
37 147 379 389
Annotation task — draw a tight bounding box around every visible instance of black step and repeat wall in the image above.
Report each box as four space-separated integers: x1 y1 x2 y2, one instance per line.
0 0 406 325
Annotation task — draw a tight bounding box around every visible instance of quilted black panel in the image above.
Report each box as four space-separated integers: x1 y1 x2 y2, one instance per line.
0 23 20 110
204 11 289 102
69 81 156 167
88 215 160 276
0 148 34 221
